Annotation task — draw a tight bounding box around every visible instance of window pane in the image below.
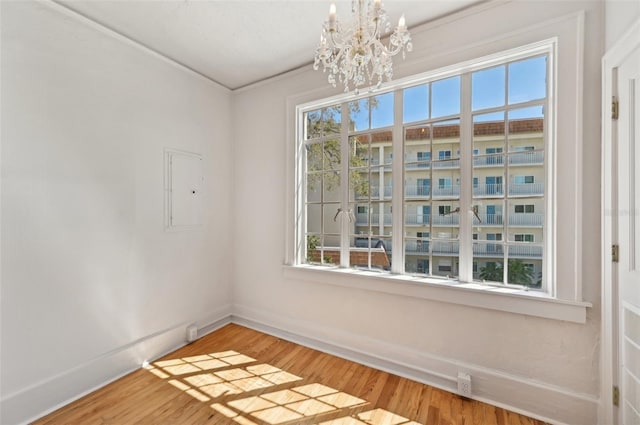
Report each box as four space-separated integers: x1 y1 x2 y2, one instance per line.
323 171 341 202
475 256 505 283
306 141 323 173
507 197 543 287
351 200 392 271
432 76 460 118
371 92 394 129
305 109 322 140
405 125 431 198
473 112 505 186
403 84 429 123
431 200 459 278
506 249 542 287
508 55 547 105
472 65 506 111
305 106 341 139
349 98 369 131
350 135 370 169
323 139 341 170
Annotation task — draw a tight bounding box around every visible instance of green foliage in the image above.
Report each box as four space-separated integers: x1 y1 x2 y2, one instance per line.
306 234 320 262
305 99 379 197
479 259 535 287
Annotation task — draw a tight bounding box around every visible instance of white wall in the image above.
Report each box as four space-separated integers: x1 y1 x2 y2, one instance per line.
232 1 603 424
605 0 640 49
0 2 233 424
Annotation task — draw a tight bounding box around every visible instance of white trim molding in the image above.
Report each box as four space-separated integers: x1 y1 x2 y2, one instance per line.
232 304 599 425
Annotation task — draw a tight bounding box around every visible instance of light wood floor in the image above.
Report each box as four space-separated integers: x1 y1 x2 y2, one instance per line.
33 324 548 425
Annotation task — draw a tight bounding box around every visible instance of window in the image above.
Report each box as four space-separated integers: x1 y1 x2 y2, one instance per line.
515 204 535 213
297 43 550 292
514 175 535 184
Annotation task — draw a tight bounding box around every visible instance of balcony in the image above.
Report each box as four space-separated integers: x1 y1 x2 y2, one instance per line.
471 151 544 168
509 182 544 196
509 213 544 226
355 185 392 199
405 186 431 198
509 151 544 166
473 183 504 197
355 213 392 225
432 241 460 255
473 243 542 258
473 214 503 226
433 185 460 198
405 240 430 253
473 154 504 168
508 244 543 258
404 214 460 226
402 241 542 258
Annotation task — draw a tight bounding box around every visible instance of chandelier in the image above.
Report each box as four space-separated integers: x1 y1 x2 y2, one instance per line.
313 0 412 94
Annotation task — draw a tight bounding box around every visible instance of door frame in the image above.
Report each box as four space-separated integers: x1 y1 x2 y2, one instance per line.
601 18 640 425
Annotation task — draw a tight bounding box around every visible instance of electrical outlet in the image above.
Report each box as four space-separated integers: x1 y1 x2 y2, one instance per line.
186 324 198 342
457 372 472 396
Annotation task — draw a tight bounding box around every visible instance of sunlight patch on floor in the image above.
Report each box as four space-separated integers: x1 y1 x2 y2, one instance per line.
145 349 424 425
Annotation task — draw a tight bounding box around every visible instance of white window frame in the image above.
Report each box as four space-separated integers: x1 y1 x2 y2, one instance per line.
285 14 591 323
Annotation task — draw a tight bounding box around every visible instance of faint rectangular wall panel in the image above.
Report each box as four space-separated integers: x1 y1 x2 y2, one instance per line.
165 149 203 230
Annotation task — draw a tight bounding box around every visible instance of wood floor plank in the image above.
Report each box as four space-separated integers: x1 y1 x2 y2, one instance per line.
32 324 549 425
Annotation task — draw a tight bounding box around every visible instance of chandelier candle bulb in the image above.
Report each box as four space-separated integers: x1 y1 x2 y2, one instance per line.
398 14 406 31
329 4 337 29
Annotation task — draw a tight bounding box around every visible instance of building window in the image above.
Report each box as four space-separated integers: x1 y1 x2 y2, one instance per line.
298 42 550 291
515 204 535 213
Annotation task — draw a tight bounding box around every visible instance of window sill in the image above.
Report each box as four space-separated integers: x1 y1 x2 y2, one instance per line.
283 265 591 324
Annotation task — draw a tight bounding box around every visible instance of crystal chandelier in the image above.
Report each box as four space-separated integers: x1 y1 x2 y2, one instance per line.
313 0 412 94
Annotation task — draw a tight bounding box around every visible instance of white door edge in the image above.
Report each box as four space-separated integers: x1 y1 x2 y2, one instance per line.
601 18 640 425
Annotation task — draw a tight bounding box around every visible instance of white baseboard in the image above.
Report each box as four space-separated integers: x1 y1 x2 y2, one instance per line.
231 304 599 425
4 304 598 425
1 306 232 425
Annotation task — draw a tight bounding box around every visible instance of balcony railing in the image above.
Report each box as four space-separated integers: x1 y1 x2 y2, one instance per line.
473 183 504 197
432 241 460 255
355 185 392 199
509 213 544 226
355 213 393 225
404 214 460 226
371 213 393 225
473 214 503 225
472 243 542 258
473 155 504 167
433 185 460 198
471 151 544 168
508 244 543 258
473 243 504 256
359 182 542 199
405 240 430 253
509 182 544 196
509 151 544 166
401 241 542 258
405 186 431 197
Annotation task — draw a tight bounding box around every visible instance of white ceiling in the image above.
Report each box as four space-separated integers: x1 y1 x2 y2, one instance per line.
58 0 483 90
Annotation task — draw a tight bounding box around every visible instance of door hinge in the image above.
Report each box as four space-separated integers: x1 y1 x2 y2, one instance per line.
612 244 619 263
613 385 620 406
612 97 619 120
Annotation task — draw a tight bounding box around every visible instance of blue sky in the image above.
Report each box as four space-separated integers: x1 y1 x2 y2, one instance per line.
347 55 547 130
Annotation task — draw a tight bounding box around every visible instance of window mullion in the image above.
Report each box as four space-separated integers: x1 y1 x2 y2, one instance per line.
340 103 350 267
392 88 404 274
459 73 473 282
